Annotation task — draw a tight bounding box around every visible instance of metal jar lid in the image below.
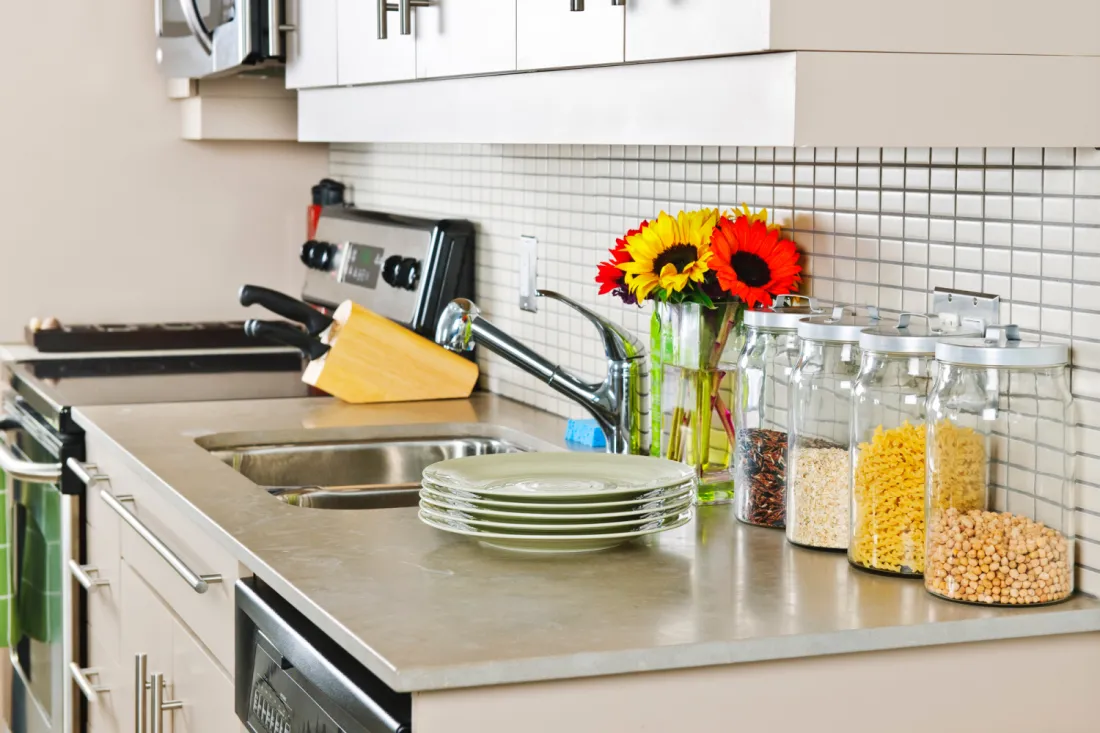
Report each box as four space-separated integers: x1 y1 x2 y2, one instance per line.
744 295 821 331
859 312 980 355
936 325 1069 368
798 304 881 343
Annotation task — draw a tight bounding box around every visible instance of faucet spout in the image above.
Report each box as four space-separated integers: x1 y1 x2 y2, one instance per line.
435 297 650 455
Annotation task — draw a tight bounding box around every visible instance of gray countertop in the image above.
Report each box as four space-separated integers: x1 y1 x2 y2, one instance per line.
75 395 1100 693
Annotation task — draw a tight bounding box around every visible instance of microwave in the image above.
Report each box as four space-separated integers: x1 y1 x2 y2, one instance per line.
156 0 288 78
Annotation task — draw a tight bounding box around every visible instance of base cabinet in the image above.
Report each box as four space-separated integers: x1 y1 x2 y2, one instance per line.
118 563 237 733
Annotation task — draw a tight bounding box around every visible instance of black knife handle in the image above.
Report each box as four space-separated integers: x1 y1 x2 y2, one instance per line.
239 285 334 336
244 320 331 361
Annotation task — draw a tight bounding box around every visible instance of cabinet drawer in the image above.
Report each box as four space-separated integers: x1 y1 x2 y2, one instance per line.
89 440 241 673
84 637 129 733
85 504 122 663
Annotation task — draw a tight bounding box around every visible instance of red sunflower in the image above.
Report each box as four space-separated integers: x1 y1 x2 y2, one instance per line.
709 215 801 308
596 221 648 302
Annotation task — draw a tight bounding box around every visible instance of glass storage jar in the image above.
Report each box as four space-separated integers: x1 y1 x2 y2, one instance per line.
850 314 978 576
734 295 818 528
787 305 879 550
925 326 1074 606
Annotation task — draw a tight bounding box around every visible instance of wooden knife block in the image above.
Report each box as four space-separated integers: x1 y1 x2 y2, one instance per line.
302 301 479 404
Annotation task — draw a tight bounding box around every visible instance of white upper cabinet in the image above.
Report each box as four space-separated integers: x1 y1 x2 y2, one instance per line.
415 0 517 79
626 0 1100 62
337 0 417 85
286 0 339 89
518 0 625 71
626 0 769 63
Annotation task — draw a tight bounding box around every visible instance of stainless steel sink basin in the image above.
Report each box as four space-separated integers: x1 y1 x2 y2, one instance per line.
204 427 546 510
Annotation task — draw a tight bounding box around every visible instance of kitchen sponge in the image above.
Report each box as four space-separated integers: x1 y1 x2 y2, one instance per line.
564 419 607 448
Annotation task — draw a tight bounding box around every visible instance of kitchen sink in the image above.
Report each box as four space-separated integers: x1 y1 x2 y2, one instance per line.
203 427 547 510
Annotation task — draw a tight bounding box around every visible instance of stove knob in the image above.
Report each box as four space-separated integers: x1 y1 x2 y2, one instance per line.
300 240 337 271
395 257 421 290
382 255 403 287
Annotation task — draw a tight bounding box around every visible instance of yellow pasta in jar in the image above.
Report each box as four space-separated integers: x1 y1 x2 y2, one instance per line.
850 422 927 575
851 420 987 576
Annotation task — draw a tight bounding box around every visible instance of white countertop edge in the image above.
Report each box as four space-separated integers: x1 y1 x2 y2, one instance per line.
74 411 1100 694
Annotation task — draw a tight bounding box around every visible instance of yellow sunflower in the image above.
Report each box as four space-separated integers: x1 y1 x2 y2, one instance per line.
726 203 781 233
618 209 718 301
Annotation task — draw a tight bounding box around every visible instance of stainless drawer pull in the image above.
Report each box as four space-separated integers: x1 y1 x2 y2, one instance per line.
66 457 108 487
377 0 429 39
150 673 183 733
70 663 107 703
0 424 61 482
135 654 148 733
101 491 222 594
69 560 110 592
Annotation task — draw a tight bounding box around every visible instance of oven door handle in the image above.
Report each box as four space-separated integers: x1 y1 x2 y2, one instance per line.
0 415 61 482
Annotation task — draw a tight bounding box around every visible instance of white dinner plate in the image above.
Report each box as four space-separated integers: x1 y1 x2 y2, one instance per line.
418 508 693 553
418 502 688 532
422 452 697 500
419 492 694 523
419 482 695 513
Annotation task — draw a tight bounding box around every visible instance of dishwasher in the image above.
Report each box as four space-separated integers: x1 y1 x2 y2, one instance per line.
235 578 412 733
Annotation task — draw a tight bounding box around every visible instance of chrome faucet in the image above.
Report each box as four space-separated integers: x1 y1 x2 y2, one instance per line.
435 290 650 455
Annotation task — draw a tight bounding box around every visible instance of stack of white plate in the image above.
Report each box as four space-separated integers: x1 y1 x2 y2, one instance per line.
418 453 697 552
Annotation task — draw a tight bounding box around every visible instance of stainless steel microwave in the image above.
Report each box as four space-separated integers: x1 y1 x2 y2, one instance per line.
156 0 287 78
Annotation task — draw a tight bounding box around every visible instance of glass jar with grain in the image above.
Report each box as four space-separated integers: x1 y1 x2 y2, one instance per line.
850 314 978 576
926 326 1074 606
734 295 818 529
787 305 879 551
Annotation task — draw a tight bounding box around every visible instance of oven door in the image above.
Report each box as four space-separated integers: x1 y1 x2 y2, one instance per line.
0 414 74 733
156 0 273 79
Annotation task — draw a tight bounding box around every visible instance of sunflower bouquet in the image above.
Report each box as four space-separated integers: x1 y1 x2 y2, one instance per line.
595 205 801 309
596 206 803 501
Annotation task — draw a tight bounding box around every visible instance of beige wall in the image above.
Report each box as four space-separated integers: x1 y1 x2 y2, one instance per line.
0 3 327 340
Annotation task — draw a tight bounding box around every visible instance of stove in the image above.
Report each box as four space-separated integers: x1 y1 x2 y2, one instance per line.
6 351 312 431
25 320 280 353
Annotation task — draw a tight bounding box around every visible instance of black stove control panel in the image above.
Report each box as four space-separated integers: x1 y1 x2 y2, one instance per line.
245 637 342 733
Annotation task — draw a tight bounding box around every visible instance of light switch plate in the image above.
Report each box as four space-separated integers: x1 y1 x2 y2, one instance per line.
519 235 538 312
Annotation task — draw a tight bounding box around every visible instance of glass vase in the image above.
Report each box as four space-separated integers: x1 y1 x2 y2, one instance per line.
651 300 742 504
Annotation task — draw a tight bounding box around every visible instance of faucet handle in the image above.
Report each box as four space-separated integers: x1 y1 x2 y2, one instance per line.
537 290 645 361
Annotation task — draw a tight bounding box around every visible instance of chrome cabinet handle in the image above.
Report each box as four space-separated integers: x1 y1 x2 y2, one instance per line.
377 0 430 39
70 663 107 703
66 457 108 487
573 0 625 9
155 0 164 36
179 0 213 53
101 491 222 594
150 673 183 733
268 0 297 57
69 560 110 593
135 655 149 733
0 422 61 482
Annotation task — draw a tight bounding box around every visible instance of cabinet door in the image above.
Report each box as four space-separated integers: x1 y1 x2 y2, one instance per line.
170 617 237 733
518 0 624 70
337 0 417 84
415 0 516 79
286 0 339 88
625 0 770 62
120 564 175 733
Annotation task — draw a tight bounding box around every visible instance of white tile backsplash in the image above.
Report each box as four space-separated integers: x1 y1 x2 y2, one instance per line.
330 144 1100 595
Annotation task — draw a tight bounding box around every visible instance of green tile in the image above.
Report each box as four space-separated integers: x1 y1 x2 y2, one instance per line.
0 597 9 648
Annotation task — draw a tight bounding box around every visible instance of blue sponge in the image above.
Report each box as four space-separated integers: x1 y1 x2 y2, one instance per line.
565 419 607 448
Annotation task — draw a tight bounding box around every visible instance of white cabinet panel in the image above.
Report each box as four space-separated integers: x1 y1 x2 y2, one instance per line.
170 617 237 733
338 0 417 84
625 0 770 62
415 0 516 79
518 0 624 70
286 0 339 89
